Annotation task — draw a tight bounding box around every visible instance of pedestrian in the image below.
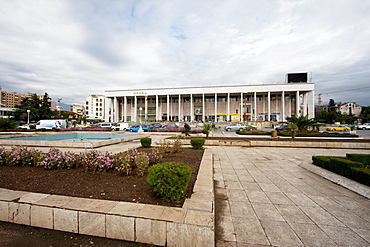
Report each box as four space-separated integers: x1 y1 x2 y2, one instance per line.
184 122 191 136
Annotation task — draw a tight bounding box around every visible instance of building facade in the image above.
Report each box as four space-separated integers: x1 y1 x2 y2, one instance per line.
104 83 315 123
337 102 362 117
0 88 23 108
85 95 105 120
70 105 85 117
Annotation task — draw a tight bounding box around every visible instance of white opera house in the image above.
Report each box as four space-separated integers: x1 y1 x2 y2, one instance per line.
104 73 315 123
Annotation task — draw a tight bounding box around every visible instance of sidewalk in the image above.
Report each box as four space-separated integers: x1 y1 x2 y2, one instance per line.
213 146 370 246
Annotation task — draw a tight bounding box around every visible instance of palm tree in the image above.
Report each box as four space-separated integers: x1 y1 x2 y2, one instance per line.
286 115 317 132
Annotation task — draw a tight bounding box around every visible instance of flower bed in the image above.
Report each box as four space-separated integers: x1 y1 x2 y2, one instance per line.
0 146 203 206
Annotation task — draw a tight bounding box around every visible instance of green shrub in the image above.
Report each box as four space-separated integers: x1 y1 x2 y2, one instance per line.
351 167 370 186
312 156 332 168
135 152 149 176
346 154 370 166
312 155 369 186
329 157 364 170
170 139 182 154
140 137 152 148
190 138 205 149
147 162 192 203
279 132 358 138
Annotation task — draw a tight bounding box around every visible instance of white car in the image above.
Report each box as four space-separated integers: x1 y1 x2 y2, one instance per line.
357 123 370 130
224 123 256 131
17 124 31 129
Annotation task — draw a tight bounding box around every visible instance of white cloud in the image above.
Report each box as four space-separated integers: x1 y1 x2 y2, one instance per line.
0 0 369 106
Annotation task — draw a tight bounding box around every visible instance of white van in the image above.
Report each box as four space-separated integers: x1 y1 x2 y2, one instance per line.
111 122 130 131
36 120 67 130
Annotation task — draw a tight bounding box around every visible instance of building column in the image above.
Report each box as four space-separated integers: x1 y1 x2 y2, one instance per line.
254 92 257 121
113 97 118 122
296 91 300 117
123 96 127 122
267 91 271 121
240 92 243 122
202 94 205 122
167 95 170 121
214 93 217 122
155 95 159 121
281 91 285 122
307 90 315 119
190 94 193 122
144 96 148 122
178 94 181 122
227 93 230 121
134 96 137 122
104 97 110 122
302 92 307 117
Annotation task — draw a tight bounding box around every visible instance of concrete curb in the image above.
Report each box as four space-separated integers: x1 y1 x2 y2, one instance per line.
299 162 370 199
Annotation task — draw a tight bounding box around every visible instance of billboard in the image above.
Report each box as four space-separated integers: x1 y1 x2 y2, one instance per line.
286 72 311 83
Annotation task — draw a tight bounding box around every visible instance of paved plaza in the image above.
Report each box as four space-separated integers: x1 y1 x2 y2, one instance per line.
213 146 370 246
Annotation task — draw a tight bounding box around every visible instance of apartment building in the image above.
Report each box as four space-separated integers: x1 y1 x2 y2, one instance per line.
85 95 105 120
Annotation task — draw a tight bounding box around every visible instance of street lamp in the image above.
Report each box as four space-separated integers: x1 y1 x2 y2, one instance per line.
58 98 62 118
139 107 143 131
27 109 30 124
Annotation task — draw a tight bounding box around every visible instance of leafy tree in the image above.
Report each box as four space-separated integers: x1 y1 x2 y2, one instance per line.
360 106 370 123
315 110 340 124
286 115 316 132
0 118 16 129
11 93 54 122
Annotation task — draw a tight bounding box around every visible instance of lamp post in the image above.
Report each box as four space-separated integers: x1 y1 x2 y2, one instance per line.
57 98 62 118
27 110 30 124
139 107 143 132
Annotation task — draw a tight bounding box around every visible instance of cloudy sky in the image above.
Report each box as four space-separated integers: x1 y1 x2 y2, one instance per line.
1 0 370 106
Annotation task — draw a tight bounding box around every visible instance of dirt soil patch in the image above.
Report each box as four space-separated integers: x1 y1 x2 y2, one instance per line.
0 148 204 207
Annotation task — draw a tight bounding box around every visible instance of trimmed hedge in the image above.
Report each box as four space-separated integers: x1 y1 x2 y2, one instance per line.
236 130 271 135
312 155 369 186
279 132 358 138
346 153 370 166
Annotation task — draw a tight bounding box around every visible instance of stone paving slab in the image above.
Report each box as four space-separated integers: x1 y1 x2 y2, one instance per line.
214 146 370 247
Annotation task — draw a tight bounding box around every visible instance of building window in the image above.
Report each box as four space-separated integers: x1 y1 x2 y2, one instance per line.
194 97 202 102
217 97 226 102
195 108 202 114
230 96 238 102
205 97 215 102
161 98 167 103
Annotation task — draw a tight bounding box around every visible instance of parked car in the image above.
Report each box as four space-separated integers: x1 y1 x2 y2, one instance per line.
224 123 255 131
357 123 370 130
98 122 113 128
127 125 150 132
149 123 162 129
275 125 291 131
326 125 351 131
17 124 32 129
111 122 130 131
